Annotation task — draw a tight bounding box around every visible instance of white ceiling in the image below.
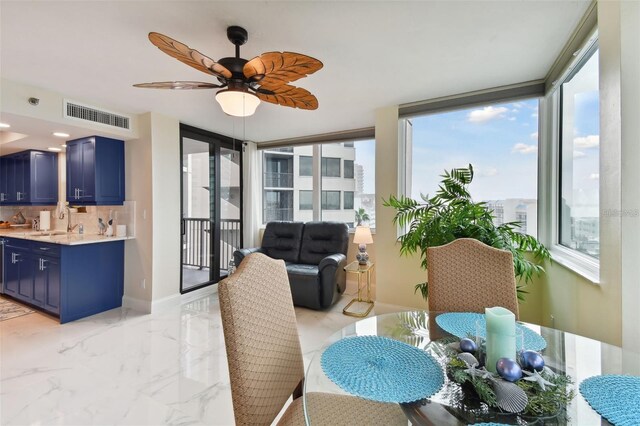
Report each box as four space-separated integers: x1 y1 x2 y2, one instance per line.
0 0 590 144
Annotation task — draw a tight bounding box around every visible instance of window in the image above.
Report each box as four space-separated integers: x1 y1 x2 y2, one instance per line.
321 157 341 177
261 140 374 227
299 156 312 176
263 190 293 222
559 47 600 259
344 160 354 178
404 99 539 237
344 191 354 210
322 191 341 210
299 190 312 210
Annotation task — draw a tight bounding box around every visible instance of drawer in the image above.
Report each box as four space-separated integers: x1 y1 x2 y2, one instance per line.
4 237 32 251
32 242 60 257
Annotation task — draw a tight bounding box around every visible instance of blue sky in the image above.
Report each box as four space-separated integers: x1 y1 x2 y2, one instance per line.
410 99 540 201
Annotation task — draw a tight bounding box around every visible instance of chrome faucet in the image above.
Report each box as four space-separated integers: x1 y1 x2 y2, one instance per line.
65 206 78 233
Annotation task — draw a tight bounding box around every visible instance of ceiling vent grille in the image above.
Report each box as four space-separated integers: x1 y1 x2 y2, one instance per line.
63 100 131 130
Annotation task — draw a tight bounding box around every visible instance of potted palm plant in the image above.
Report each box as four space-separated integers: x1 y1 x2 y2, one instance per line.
383 165 550 301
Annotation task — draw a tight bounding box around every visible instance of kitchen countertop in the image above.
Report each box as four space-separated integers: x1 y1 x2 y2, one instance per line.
0 228 134 245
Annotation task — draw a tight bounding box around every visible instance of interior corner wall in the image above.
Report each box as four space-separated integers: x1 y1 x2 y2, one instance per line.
618 0 640 360
373 106 427 309
123 113 154 310
149 112 181 304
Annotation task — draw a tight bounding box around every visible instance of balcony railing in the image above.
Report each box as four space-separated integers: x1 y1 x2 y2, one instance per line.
183 218 241 274
264 172 293 188
263 208 293 223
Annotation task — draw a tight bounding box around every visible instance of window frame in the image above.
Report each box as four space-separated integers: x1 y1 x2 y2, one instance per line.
540 34 600 284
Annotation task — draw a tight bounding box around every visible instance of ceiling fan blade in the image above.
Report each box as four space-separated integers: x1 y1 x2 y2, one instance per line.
148 32 232 79
255 83 319 110
244 52 323 87
133 81 224 90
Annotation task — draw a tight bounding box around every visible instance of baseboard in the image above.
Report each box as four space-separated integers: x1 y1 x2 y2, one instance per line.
122 295 152 314
180 284 218 304
151 292 182 313
122 284 218 315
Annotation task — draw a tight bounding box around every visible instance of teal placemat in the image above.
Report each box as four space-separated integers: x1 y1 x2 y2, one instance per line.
435 312 547 351
580 375 640 426
321 335 444 403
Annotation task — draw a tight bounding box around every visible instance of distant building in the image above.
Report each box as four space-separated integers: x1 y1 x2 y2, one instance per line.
355 163 364 194
262 145 356 225
485 199 537 237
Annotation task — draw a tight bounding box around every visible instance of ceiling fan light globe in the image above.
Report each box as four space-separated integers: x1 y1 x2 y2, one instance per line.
215 89 260 117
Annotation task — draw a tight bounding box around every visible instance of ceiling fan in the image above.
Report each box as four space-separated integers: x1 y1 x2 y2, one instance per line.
134 26 323 117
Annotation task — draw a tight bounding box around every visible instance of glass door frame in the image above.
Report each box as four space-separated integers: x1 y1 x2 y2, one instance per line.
179 123 243 294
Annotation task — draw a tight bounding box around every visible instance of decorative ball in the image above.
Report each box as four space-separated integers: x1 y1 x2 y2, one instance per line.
496 358 523 382
520 350 545 372
459 338 477 353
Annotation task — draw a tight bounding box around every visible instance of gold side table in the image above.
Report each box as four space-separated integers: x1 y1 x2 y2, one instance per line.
342 261 374 317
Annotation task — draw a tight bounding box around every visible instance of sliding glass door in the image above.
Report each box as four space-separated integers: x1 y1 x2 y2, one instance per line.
180 125 243 293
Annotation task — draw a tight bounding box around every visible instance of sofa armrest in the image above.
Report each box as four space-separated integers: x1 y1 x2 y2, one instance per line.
318 253 347 272
233 247 264 267
318 253 348 309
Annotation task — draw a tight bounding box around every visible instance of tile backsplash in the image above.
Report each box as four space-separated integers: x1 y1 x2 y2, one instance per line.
0 202 136 237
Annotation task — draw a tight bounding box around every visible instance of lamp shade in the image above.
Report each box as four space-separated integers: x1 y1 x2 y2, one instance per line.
353 226 373 245
215 89 260 117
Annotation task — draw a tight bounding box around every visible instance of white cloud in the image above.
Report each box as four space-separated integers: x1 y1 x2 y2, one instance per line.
467 106 509 123
589 173 600 180
574 135 599 149
508 117 516 121
512 102 525 109
531 112 538 118
530 131 538 140
478 167 499 177
574 150 586 159
512 143 538 155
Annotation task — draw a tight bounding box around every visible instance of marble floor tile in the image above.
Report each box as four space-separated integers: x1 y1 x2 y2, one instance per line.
0 289 409 425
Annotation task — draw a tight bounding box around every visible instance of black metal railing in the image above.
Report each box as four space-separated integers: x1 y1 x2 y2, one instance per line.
264 172 293 188
183 218 241 273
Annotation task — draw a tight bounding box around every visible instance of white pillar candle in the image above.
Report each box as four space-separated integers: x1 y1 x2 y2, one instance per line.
39 210 51 231
485 306 516 373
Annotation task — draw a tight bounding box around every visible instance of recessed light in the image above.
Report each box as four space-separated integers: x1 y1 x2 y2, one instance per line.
62 144 67 148
0 123 10 128
47 147 62 152
53 132 70 138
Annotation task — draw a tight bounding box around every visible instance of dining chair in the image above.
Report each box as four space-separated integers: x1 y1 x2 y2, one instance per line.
427 238 519 318
218 252 406 426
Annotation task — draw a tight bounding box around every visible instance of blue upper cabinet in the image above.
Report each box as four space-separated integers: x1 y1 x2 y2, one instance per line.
0 150 58 206
66 136 125 205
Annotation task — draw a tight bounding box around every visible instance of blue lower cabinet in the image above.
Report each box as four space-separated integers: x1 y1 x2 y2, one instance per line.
1 238 123 322
59 241 124 323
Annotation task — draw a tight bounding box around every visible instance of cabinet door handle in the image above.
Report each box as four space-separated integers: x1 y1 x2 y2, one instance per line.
16 191 21 201
11 252 21 264
41 259 48 270
39 247 51 251
0 193 5 201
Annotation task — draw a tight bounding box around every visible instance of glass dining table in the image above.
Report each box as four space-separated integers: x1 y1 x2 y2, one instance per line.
303 311 640 425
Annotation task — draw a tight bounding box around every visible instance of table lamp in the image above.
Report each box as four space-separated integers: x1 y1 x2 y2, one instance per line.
353 225 373 265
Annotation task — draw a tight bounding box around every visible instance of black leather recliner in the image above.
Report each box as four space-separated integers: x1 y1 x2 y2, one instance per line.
233 221 349 310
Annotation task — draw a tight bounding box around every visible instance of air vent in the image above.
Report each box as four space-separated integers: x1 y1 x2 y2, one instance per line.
63 100 131 130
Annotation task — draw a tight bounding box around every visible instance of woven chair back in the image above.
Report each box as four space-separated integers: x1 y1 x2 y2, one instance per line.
218 253 305 426
427 238 519 318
